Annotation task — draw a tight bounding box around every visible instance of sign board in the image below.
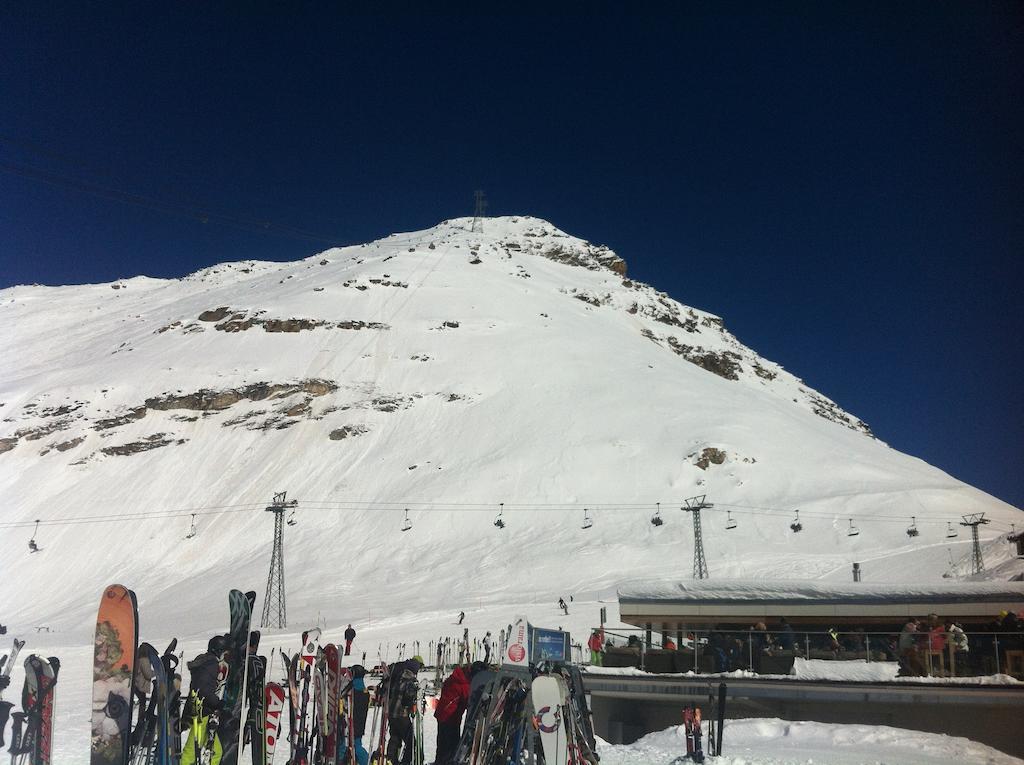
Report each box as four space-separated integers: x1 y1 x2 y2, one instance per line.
531 627 570 663
504 615 530 667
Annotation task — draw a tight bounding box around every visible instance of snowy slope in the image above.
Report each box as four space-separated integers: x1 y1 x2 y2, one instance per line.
0 215 1020 637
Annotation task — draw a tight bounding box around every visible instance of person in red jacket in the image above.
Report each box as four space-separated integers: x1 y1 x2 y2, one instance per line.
588 628 605 666
434 662 484 765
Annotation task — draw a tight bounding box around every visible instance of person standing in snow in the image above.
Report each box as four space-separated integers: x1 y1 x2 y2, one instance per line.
588 629 604 666
344 623 356 656
348 665 371 765
433 662 485 765
482 632 492 664
181 635 228 764
385 655 423 765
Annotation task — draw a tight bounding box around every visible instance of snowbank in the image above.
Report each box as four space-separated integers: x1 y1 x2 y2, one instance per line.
583 662 1023 685
597 718 1024 765
791 656 898 681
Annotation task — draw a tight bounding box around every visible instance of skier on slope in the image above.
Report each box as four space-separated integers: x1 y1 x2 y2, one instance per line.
457 611 465 625
344 623 357 656
384 655 423 765
433 661 486 765
558 598 569 615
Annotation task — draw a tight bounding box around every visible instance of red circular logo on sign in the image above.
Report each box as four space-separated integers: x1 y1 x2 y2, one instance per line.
508 643 526 662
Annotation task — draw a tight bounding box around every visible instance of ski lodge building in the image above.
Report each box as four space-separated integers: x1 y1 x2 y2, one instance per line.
617 579 1024 633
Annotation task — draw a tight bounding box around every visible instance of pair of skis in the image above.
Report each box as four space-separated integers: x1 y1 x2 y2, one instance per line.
91 584 139 765
216 589 257 765
0 637 27 748
671 683 727 764
129 639 180 765
312 642 341 765
8 652 60 765
280 627 334 765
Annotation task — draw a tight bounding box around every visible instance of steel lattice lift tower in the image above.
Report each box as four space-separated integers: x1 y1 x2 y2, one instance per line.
682 495 713 579
471 190 487 233
261 491 297 628
960 512 990 575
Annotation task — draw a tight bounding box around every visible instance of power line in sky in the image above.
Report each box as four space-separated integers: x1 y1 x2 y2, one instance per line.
0 496 1015 537
0 135 347 245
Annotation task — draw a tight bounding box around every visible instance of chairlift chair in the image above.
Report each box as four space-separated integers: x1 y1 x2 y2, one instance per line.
906 516 919 538
582 509 593 530
401 509 412 532
790 510 803 533
185 513 197 540
724 510 737 530
946 522 958 539
651 503 664 527
846 518 860 537
28 519 41 552
287 510 297 526
494 503 505 530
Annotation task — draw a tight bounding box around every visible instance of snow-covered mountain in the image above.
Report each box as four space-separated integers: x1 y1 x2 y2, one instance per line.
1 216 1019 635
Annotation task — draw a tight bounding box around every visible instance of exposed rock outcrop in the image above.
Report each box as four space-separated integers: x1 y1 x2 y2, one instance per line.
329 425 368 440
146 380 337 411
101 434 185 456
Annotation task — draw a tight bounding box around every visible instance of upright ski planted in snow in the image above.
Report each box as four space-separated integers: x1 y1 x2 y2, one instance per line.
531 675 568 765
220 589 255 765
91 584 139 765
10 654 60 765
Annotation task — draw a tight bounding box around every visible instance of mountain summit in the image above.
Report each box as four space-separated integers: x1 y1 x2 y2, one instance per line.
0 216 1018 632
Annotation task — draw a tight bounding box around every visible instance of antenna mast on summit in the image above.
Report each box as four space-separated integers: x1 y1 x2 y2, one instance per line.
471 190 487 233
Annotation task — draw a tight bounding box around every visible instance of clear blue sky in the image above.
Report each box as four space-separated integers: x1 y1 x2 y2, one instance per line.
1 4 1021 509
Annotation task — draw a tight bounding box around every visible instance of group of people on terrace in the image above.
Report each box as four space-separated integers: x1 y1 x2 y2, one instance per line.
592 608 1024 678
